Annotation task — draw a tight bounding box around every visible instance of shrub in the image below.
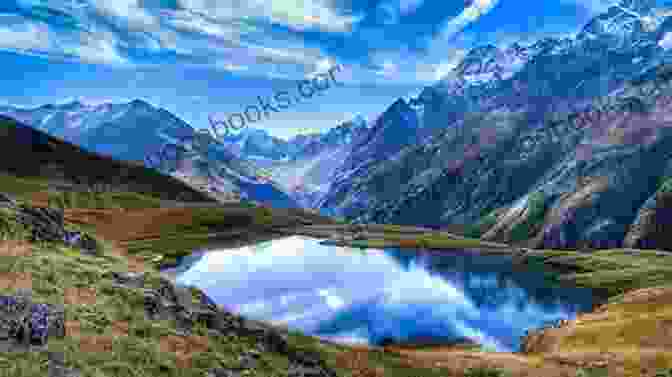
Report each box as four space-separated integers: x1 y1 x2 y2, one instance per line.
654 368 672 377
659 176 672 194
576 367 609 377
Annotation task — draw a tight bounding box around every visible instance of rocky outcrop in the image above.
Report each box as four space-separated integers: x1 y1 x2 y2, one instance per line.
0 292 65 351
11 203 99 255
109 271 338 377
624 190 672 249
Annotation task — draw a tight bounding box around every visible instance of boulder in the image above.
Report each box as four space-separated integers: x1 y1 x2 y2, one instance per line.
0 295 65 348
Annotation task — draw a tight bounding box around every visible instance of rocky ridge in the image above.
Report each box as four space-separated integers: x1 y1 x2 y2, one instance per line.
317 0 672 250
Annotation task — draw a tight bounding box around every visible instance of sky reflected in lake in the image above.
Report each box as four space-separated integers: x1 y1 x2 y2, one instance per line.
174 236 594 351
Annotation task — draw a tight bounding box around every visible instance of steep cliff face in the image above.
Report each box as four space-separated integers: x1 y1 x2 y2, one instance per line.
624 186 672 250
318 1 672 249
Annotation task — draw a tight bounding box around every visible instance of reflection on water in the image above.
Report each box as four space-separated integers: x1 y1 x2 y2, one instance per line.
173 236 594 351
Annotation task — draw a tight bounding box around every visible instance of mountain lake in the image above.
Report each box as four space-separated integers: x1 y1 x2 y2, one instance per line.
164 236 596 352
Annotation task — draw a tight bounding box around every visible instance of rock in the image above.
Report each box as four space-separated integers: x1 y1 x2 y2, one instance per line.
288 365 327 377
0 193 16 208
63 231 99 255
290 350 324 367
110 272 145 289
121 276 337 377
352 232 366 240
624 191 672 250
262 330 289 354
46 304 65 339
190 305 220 329
47 351 81 377
238 352 259 369
71 233 99 255
172 285 195 313
10 203 99 253
0 295 64 349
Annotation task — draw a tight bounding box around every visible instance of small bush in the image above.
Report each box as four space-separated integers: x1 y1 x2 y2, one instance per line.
659 176 672 194
576 367 609 377
655 369 672 377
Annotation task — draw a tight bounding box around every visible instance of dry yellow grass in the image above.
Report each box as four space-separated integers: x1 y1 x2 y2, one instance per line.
525 287 672 376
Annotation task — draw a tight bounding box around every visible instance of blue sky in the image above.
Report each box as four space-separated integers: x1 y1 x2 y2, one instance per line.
0 0 609 139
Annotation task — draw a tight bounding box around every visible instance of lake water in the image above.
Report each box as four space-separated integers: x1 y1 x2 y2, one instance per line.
170 236 595 352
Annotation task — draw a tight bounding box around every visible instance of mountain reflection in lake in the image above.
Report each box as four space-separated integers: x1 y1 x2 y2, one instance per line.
172 236 594 351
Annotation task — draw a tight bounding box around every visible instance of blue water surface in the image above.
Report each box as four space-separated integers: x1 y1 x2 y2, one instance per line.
172 236 594 351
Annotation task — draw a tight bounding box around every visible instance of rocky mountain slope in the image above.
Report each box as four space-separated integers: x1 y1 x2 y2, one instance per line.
214 116 369 209
317 0 672 250
253 116 370 209
0 100 299 208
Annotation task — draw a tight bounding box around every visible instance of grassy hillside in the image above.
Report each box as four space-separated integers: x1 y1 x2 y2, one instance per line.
0 115 212 203
0 120 455 377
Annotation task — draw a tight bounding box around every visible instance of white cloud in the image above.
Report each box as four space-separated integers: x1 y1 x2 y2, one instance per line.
660 32 672 50
0 15 128 65
217 62 249 71
438 0 501 40
72 31 129 65
168 12 247 41
90 0 159 32
0 17 54 53
178 0 362 33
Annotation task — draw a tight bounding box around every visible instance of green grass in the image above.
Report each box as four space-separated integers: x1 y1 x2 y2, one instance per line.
340 235 493 250
47 190 162 210
253 206 275 226
529 248 672 296
121 207 255 266
0 206 28 241
284 330 458 377
464 367 510 377
575 368 609 377
0 233 335 377
0 171 165 211
655 369 672 377
0 173 50 199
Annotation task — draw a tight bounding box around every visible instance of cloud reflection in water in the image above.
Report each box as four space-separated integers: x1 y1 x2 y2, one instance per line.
176 236 593 351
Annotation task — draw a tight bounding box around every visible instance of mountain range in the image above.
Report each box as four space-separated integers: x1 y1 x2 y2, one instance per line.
0 114 212 203
4 0 672 250
314 0 672 250
0 99 300 208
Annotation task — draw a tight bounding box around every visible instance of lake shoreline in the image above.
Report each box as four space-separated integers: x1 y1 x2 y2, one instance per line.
159 222 672 376
162 227 604 352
